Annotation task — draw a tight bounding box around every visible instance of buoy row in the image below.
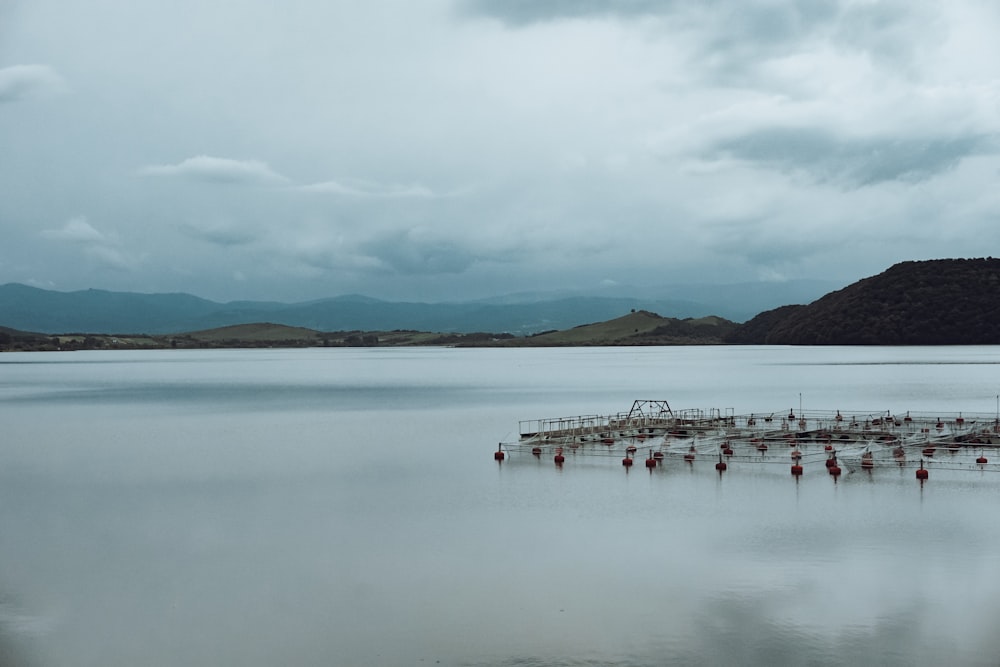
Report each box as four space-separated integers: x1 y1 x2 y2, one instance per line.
507 454 950 484
500 444 998 484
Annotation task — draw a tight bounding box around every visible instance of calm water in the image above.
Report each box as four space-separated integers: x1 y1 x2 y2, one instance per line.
2 346 1000 666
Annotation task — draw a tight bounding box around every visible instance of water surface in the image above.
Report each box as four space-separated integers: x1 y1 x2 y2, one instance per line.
2 346 1000 666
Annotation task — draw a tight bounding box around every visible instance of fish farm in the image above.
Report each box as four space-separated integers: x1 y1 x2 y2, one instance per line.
494 399 1000 480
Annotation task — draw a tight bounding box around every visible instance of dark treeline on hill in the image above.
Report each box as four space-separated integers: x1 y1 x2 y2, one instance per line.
725 258 1000 345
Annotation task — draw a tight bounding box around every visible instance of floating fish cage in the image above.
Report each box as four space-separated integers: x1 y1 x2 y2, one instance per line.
494 400 1000 479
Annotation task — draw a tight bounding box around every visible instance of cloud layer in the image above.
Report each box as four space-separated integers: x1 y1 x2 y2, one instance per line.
1 0 999 302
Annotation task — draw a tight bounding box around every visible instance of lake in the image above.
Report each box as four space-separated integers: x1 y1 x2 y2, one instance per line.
2 346 1000 666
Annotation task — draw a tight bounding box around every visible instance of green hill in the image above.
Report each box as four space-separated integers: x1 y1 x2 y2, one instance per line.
494 311 737 346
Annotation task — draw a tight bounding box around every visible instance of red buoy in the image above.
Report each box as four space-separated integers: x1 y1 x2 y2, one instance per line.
715 454 727 472
531 447 542 456
791 464 803 476
554 454 565 464
977 456 988 464
622 457 633 467
653 451 665 460
494 446 505 461
645 456 657 468
829 465 841 477
722 446 734 456
790 450 802 460
916 466 928 480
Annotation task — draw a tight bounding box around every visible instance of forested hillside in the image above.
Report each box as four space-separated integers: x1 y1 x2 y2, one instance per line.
725 259 1000 345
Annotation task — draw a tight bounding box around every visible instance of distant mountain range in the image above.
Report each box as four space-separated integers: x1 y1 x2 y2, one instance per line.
3 260 998 347
0 279 839 335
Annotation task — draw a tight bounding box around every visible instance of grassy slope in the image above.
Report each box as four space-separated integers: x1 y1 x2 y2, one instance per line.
520 310 668 345
184 323 321 342
3 313 733 350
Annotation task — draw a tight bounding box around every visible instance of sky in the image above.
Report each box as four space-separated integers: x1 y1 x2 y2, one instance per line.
2 0 999 303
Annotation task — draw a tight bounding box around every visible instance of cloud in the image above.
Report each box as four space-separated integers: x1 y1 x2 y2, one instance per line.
359 229 476 275
461 0 675 25
833 1 944 73
296 179 438 198
180 222 259 247
83 245 138 272
139 156 288 185
4 1 1000 302
704 127 991 186
40 216 105 243
0 64 64 103
40 217 139 271
461 1 932 83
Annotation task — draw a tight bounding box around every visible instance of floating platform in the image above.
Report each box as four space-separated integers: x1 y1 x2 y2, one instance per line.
495 400 1000 478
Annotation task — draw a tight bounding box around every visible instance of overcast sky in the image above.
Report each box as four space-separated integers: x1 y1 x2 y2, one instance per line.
2 0 999 303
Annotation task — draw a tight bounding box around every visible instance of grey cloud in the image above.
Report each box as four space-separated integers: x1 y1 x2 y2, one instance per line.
462 0 927 85
180 223 259 247
460 0 674 25
40 216 104 243
835 1 943 72
359 230 476 275
296 179 438 198
0 64 64 102
460 0 840 42
696 1 839 66
82 245 138 272
3 0 1000 302
40 217 139 271
706 127 991 187
139 156 288 185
